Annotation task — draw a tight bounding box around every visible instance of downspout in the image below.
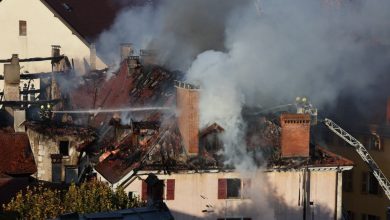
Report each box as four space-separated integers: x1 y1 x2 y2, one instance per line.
335 170 342 220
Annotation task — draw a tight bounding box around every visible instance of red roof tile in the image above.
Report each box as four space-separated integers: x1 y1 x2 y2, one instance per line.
70 61 179 127
0 133 37 175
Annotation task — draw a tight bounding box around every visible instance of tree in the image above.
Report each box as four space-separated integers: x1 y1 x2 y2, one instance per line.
2 180 143 219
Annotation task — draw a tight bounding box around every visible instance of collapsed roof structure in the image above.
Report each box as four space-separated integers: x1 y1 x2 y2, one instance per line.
52 56 354 186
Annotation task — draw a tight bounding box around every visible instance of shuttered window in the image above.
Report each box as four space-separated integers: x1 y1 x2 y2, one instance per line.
19 20 27 36
141 181 148 201
166 179 175 200
218 178 227 199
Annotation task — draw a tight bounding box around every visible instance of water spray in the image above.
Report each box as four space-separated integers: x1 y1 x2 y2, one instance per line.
52 107 173 114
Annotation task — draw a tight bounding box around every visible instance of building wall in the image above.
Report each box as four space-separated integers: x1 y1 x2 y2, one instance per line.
0 0 106 75
328 134 390 220
101 170 341 220
26 128 83 182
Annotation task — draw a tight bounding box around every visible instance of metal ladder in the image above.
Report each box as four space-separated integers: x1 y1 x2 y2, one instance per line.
323 118 390 200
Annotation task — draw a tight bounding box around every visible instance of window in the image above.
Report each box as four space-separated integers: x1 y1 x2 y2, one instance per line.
128 191 139 199
361 214 380 220
227 179 241 198
218 178 251 199
51 154 62 183
362 172 380 195
343 170 353 192
367 133 382 151
65 165 78 184
141 179 175 201
59 141 69 156
19 20 27 36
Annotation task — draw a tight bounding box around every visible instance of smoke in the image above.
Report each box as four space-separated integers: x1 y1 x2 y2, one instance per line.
185 0 390 169
96 0 390 168
96 0 249 70
96 0 390 204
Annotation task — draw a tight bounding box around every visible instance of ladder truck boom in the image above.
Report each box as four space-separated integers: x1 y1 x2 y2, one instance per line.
323 118 390 200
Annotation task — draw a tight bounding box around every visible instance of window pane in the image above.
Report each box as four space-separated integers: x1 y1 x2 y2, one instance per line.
227 179 241 198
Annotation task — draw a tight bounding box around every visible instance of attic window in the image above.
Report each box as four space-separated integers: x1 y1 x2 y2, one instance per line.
19 20 27 36
62 3 73 12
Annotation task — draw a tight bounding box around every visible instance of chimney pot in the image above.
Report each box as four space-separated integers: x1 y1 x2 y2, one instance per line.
51 45 61 57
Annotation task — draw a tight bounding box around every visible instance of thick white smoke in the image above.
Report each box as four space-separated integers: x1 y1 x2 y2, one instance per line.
96 0 390 168
186 0 390 168
94 0 390 218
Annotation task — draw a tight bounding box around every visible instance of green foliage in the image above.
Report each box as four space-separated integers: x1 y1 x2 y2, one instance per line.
2 180 143 219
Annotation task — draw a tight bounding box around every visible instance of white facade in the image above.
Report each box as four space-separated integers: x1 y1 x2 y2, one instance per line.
97 168 350 220
0 0 106 75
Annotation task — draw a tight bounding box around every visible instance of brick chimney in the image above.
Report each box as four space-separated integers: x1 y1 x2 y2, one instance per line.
175 81 200 155
280 113 311 158
4 54 20 103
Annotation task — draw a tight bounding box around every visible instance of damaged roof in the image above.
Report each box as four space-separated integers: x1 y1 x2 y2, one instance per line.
0 132 37 175
95 115 353 184
95 119 187 183
70 60 181 127
41 0 157 43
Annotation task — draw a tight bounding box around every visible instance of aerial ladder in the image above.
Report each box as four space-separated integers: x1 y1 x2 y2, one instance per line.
254 97 390 200
322 118 390 200
292 96 390 200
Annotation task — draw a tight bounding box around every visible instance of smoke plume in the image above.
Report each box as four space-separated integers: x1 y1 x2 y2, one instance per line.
97 0 390 174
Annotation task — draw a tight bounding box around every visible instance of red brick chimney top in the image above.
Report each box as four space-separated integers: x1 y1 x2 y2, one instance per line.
280 113 311 158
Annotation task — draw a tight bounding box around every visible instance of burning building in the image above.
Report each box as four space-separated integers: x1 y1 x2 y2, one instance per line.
59 57 354 219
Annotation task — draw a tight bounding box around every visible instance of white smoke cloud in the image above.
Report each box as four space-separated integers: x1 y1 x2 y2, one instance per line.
93 0 390 218
186 0 390 168
95 0 390 169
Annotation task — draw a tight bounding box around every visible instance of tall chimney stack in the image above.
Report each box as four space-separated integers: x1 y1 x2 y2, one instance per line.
280 113 311 158
175 81 200 155
90 43 97 70
4 54 25 131
120 43 133 62
4 54 20 103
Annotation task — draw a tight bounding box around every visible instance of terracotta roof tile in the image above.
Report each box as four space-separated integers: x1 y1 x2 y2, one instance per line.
0 132 37 175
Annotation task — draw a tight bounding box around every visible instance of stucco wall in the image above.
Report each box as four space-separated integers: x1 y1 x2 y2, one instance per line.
108 170 340 220
0 0 106 75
